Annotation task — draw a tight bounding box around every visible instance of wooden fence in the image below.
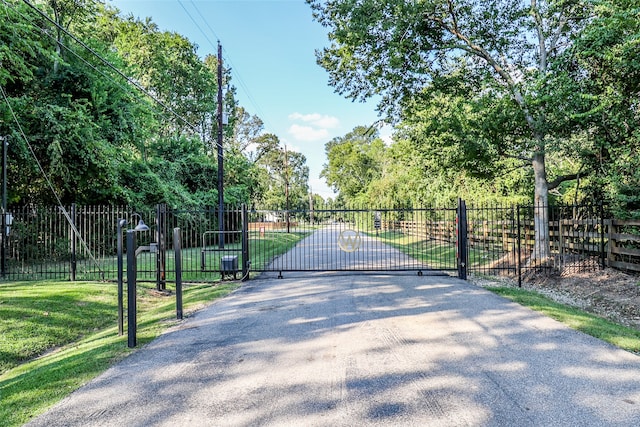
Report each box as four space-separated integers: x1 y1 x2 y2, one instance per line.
607 219 640 272
387 215 640 273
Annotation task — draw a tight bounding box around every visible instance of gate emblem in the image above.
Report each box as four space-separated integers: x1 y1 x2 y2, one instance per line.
338 229 361 252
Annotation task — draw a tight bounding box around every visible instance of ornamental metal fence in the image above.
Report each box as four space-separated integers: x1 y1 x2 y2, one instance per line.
247 206 459 277
0 202 611 284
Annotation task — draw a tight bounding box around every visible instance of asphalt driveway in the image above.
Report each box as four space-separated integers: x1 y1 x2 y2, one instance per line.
25 269 640 426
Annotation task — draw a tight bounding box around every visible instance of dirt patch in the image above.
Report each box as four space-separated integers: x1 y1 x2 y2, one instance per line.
469 268 640 330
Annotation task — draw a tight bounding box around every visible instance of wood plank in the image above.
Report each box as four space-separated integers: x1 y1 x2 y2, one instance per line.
608 260 640 272
611 246 640 257
612 219 640 227
609 233 640 243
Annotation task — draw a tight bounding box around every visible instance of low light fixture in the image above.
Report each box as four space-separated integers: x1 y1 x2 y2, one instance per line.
130 213 149 232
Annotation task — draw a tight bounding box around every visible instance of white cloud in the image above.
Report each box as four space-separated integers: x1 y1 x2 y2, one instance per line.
288 112 340 129
379 123 394 145
309 177 336 200
288 124 330 142
284 143 302 153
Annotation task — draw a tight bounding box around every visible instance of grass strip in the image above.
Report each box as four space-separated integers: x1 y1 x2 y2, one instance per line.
487 286 640 354
0 281 238 427
0 230 306 426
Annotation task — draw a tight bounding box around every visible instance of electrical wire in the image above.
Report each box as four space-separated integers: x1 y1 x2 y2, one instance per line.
3 1 163 118
0 83 105 279
19 0 226 152
181 0 276 133
2 0 201 163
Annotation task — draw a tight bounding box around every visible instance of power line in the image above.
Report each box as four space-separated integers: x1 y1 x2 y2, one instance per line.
178 0 218 50
2 0 188 151
180 0 275 133
0 82 105 277
19 0 226 153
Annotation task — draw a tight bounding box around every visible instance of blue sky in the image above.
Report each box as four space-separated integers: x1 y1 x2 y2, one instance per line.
109 0 387 199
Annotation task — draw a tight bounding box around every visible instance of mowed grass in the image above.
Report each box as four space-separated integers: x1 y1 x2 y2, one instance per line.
0 280 238 426
0 282 118 374
0 230 307 426
488 287 640 354
372 230 459 270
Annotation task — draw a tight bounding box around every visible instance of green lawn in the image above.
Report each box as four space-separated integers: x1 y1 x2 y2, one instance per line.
0 230 307 426
372 230 459 270
489 286 640 354
0 280 238 426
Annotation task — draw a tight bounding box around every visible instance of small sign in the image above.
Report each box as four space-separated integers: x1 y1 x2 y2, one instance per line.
338 229 362 253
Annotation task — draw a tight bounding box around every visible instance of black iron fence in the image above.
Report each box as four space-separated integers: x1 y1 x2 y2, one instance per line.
248 206 459 276
463 203 605 285
0 202 609 283
0 204 247 283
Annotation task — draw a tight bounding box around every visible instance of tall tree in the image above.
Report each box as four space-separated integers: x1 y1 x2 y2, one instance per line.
308 0 590 258
321 126 384 205
555 0 640 216
112 16 218 139
257 139 310 211
34 0 98 72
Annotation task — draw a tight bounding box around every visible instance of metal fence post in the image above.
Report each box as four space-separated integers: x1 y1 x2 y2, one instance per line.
600 202 606 270
1 135 7 278
156 203 167 291
117 218 126 335
174 227 183 320
517 205 522 288
126 230 137 348
242 204 249 281
457 198 468 280
70 203 77 281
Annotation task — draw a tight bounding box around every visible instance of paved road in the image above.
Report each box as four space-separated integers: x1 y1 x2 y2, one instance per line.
264 224 438 273
26 231 640 426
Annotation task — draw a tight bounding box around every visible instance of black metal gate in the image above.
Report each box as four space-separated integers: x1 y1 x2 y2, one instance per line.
247 207 460 277
0 202 603 282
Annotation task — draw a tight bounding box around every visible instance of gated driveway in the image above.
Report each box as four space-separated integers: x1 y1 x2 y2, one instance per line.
259 223 448 275
26 230 640 426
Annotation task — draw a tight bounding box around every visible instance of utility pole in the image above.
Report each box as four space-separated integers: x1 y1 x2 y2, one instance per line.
309 187 314 226
284 145 290 233
217 41 224 249
1 136 7 277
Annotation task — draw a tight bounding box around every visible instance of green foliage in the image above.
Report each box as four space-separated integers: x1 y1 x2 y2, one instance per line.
253 135 310 210
322 124 532 208
554 0 640 216
0 1 306 210
310 0 640 213
321 126 384 203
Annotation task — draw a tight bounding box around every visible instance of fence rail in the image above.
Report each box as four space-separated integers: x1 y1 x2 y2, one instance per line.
607 219 640 272
1 202 637 282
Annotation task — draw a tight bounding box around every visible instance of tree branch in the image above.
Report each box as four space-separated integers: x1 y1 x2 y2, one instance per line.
530 0 547 72
504 153 533 163
548 14 569 57
548 173 579 190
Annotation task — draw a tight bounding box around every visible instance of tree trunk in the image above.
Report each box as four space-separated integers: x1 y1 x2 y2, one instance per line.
532 151 550 260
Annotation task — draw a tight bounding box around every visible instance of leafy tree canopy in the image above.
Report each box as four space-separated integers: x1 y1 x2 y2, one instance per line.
0 0 311 210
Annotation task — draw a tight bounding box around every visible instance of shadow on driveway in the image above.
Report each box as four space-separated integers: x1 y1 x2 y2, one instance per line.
25 272 640 426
